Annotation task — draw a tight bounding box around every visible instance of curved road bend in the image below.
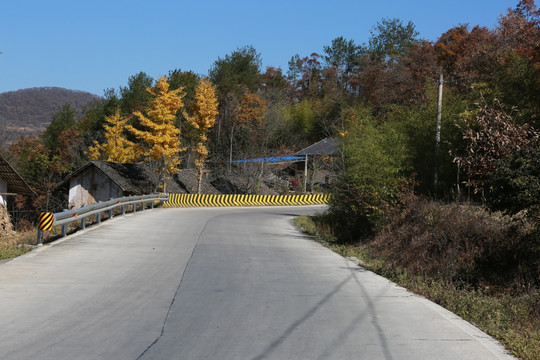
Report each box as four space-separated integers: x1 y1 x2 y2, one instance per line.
0 206 513 360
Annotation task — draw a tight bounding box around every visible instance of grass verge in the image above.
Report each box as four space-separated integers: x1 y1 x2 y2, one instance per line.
294 215 540 360
0 231 36 261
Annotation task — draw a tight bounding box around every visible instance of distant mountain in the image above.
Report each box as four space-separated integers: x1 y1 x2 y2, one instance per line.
0 87 100 146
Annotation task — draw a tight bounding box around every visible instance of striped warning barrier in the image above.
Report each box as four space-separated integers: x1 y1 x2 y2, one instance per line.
163 193 329 208
38 212 54 230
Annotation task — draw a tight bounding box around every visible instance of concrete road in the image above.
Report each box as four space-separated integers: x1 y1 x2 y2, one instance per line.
0 206 513 359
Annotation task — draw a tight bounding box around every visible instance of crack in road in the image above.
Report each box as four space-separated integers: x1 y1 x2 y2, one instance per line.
135 217 211 360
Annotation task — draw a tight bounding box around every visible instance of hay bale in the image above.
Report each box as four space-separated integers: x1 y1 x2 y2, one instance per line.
0 204 14 236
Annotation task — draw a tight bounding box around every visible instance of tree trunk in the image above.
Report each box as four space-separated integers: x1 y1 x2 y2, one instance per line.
197 166 202 195
229 124 235 173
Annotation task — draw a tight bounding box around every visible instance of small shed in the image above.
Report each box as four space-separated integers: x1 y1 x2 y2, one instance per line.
57 161 156 209
294 137 339 158
58 161 223 208
0 154 36 206
293 137 339 190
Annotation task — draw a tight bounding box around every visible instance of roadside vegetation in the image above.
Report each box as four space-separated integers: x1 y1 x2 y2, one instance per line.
0 231 35 260
0 205 34 260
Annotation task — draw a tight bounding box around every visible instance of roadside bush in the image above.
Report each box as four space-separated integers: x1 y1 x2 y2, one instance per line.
485 144 540 216
370 198 539 290
329 106 408 242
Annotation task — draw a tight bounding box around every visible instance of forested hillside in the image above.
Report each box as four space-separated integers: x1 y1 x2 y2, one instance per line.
0 87 98 143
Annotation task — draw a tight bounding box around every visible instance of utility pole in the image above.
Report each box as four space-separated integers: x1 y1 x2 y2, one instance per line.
304 154 308 193
434 72 443 193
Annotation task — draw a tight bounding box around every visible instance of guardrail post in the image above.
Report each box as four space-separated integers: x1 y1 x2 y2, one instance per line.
133 204 137 213
142 202 146 211
122 205 126 214
108 209 113 219
37 212 54 246
61 224 67 237
151 201 154 209
81 217 86 230
97 212 101 223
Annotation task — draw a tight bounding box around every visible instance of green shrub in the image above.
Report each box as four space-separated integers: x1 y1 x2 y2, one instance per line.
329 106 407 242
485 144 540 216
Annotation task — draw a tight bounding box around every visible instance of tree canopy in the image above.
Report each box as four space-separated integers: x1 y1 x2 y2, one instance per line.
6 0 540 225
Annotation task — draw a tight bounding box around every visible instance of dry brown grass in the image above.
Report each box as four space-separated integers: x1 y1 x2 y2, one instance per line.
0 230 36 260
371 199 539 290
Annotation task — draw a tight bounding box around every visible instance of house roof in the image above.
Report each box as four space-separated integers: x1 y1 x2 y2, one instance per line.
0 154 36 196
94 161 154 194
294 137 339 156
57 161 221 195
56 160 155 194
174 169 220 194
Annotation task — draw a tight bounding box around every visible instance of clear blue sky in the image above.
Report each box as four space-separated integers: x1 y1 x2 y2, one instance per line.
1 0 517 96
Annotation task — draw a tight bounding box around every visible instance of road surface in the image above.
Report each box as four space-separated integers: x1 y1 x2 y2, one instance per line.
0 206 513 359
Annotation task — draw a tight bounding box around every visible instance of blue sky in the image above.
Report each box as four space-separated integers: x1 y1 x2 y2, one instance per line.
1 0 517 96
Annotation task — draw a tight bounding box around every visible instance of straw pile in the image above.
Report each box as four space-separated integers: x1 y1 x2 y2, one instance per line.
0 204 14 236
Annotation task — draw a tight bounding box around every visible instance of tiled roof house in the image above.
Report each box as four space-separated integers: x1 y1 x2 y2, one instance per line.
0 154 36 206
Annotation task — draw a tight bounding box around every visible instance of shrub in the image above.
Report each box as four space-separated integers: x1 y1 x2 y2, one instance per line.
329 106 407 242
370 198 539 290
452 99 539 203
485 144 540 215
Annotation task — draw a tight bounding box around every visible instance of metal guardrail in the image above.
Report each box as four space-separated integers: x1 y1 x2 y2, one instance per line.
37 194 169 245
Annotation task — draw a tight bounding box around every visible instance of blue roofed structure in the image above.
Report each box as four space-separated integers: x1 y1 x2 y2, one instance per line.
230 156 305 164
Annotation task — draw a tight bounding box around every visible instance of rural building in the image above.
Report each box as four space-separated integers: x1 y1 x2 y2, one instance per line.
228 139 339 193
56 161 153 209
57 161 220 209
0 154 36 206
293 137 339 190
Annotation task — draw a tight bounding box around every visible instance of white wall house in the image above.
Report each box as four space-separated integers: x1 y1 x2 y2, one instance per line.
68 165 124 209
57 161 151 209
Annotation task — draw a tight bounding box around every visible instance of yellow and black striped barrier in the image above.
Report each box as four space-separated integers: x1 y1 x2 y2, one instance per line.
38 212 54 231
164 193 329 208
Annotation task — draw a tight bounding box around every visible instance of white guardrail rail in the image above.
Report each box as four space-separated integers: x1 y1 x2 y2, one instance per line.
36 194 169 245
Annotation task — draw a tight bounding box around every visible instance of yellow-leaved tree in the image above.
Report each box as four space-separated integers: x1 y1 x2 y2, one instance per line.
86 109 140 163
228 91 266 167
237 91 266 136
185 78 218 194
125 76 185 191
